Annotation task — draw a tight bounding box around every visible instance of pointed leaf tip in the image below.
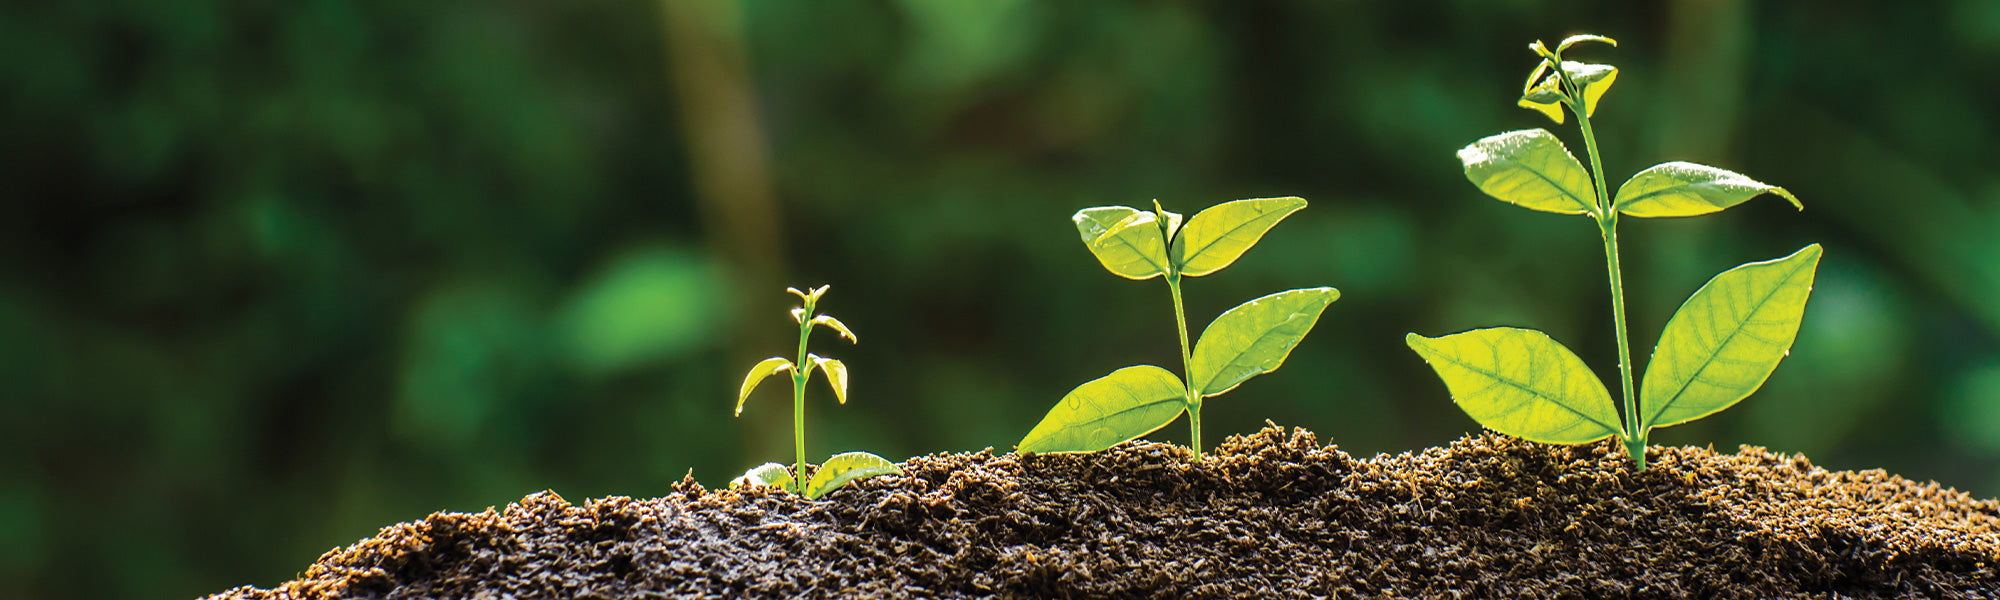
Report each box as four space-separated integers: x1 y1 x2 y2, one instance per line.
1172 197 1307 277
811 314 858 343
1615 162 1802 218
1556 34 1617 53
1189 287 1338 397
1459 129 1598 215
1018 365 1187 454
815 356 850 405
1640 244 1821 432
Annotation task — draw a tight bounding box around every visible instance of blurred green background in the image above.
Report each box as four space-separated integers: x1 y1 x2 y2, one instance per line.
4 1 2000 598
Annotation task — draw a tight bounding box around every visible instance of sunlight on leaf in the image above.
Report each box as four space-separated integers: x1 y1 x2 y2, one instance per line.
1073 207 1172 280
1188 287 1339 397
1406 328 1621 444
1018 365 1187 453
1615 161 1804 217
730 462 795 492
1458 129 1598 215
814 356 850 405
736 357 794 416
1641 245 1821 430
1171 197 1307 277
803 452 901 499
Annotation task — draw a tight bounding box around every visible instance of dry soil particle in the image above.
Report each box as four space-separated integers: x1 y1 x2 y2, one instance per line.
207 424 2000 599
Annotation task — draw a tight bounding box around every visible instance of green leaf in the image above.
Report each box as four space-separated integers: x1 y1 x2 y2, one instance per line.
813 355 850 405
1458 129 1598 215
730 462 795 492
1018 365 1188 453
1072 207 1173 280
1406 328 1622 444
810 314 858 343
1170 197 1308 277
1614 161 1804 218
1188 287 1339 397
1518 68 1567 125
736 357 794 416
1556 34 1618 53
1562 62 1617 117
803 451 902 499
1641 244 1822 430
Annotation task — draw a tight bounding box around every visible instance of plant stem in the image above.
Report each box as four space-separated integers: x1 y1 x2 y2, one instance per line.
1166 273 1202 459
1562 66 1646 470
792 299 815 490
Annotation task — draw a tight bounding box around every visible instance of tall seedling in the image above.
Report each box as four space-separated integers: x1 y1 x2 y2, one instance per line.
1407 35 1821 470
1019 198 1338 459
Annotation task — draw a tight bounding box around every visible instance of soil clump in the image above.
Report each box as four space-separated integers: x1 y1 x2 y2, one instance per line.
207 424 2000 599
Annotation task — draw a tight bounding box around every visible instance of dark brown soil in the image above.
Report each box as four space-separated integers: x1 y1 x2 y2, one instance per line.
206 424 2000 599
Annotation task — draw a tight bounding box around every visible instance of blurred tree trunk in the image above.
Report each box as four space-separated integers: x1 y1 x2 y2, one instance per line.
659 0 790 470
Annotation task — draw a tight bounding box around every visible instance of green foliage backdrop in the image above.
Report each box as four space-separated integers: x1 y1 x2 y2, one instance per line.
2 1 1998 598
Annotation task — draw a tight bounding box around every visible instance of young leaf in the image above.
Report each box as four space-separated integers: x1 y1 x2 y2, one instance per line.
813 355 850 405
1018 365 1188 453
802 451 902 499
1640 244 1822 430
1188 287 1340 397
1073 208 1173 280
1458 129 1599 215
1562 62 1617 117
1168 197 1307 277
1406 328 1622 444
730 462 795 491
1614 161 1804 218
1556 34 1617 53
1518 69 1567 125
810 315 858 343
737 357 795 416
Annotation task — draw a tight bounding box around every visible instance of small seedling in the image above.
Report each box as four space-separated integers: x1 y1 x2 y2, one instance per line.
1406 34 1821 470
732 285 900 498
1018 198 1338 459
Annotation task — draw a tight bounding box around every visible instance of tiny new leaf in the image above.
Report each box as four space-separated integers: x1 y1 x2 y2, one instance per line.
1406 328 1622 444
1074 208 1173 280
730 462 795 491
811 315 858 343
1641 244 1821 431
737 357 794 416
1614 161 1805 218
1171 197 1308 277
1458 129 1598 215
803 452 902 499
1188 287 1340 397
1018 365 1188 454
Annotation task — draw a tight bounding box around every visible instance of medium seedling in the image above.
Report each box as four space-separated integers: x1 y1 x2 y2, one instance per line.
1406 34 1821 470
733 285 900 498
1018 198 1338 459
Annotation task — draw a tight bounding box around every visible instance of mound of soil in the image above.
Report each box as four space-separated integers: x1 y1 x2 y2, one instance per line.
206 424 2000 599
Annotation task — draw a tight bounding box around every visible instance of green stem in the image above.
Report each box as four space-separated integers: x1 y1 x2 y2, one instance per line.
792 298 815 490
1166 273 1202 459
1562 67 1646 470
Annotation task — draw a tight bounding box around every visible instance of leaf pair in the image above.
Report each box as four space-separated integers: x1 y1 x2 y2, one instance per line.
1019 197 1338 458
731 452 902 499
736 354 848 415
1408 244 1821 445
1459 130 1802 218
1518 35 1618 125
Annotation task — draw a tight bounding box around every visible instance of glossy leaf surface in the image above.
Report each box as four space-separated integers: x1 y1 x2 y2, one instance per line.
1458 129 1598 215
730 462 795 492
1407 328 1621 444
1641 244 1822 430
1171 197 1307 277
1189 287 1340 397
1615 161 1804 218
803 451 901 499
1073 207 1172 280
1018 365 1187 453
1564 62 1617 117
736 357 794 416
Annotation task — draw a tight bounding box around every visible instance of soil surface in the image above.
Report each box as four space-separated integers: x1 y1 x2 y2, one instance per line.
207 424 2000 599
